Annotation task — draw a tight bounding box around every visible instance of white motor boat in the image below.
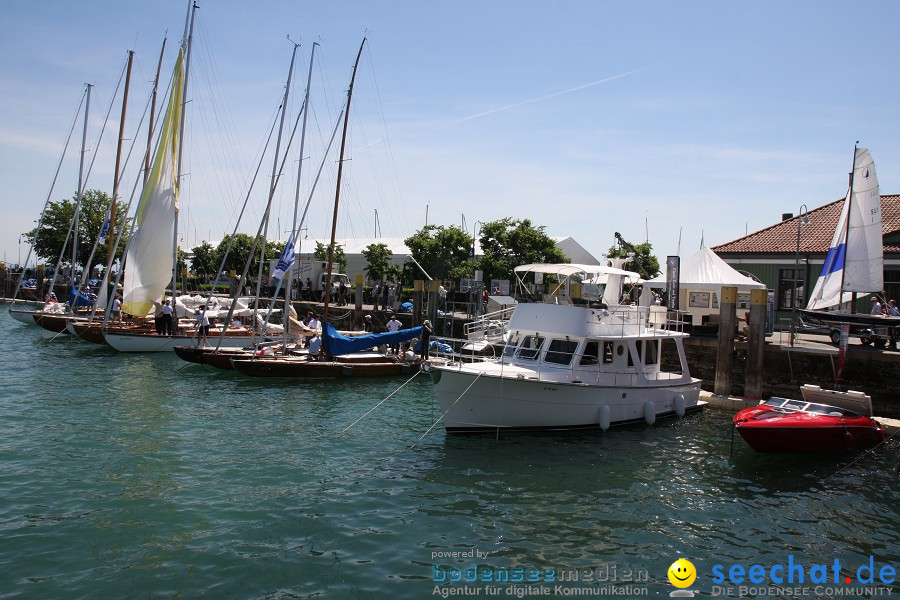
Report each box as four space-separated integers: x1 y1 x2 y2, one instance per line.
427 262 704 432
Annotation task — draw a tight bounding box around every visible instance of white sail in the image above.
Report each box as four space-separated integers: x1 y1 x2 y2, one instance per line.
806 147 882 310
842 148 882 292
122 50 184 317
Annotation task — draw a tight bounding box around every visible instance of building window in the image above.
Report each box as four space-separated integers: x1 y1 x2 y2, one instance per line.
777 268 803 310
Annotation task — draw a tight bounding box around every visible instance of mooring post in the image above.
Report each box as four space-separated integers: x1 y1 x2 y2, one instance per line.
427 279 439 324
354 274 363 325
744 288 767 399
714 286 737 396
413 279 424 325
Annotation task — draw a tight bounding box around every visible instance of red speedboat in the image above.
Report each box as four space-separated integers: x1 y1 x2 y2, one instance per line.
734 396 884 453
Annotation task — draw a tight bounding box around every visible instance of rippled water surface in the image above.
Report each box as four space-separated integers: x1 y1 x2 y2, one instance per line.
1 308 898 599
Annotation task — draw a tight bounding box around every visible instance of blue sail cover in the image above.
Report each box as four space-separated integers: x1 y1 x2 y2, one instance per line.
323 322 423 356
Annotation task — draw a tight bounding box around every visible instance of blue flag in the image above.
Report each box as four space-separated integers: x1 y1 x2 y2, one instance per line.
273 236 295 280
98 216 111 244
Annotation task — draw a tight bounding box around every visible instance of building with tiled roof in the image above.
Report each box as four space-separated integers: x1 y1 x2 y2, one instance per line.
712 195 900 324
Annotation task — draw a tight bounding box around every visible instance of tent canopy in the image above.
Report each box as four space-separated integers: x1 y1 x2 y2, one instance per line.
644 247 765 291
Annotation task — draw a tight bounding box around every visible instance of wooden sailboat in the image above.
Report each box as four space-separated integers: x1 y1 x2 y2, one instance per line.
230 38 426 379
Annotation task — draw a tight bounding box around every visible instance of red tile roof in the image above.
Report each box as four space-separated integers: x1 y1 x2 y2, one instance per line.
713 195 900 255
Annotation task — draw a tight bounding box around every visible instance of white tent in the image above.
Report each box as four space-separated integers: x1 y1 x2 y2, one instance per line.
644 247 764 292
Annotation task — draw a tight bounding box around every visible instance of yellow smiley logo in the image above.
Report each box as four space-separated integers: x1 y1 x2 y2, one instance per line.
668 558 697 588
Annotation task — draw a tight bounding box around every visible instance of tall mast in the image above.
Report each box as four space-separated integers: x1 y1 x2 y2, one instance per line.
256 42 300 315
282 42 318 348
323 37 366 326
73 83 92 285
839 143 859 312
172 2 196 303
147 36 167 184
107 50 134 273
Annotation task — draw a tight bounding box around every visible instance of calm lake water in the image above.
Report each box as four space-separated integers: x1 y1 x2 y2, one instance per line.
1 306 898 599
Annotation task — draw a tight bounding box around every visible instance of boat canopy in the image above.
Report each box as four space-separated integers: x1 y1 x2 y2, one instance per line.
514 263 640 279
322 322 423 356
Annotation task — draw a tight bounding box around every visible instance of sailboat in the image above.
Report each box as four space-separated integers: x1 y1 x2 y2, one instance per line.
230 38 427 379
800 146 899 335
102 7 262 352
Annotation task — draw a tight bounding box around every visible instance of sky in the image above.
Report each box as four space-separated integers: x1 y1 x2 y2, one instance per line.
2 0 899 271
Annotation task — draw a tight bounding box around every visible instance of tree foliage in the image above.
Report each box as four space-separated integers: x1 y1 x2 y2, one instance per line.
404 225 473 284
362 243 393 283
477 218 568 284
190 242 217 278
214 234 283 278
606 240 661 279
314 241 347 274
23 189 130 267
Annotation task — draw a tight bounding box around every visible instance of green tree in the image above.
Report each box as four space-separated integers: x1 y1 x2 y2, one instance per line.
477 218 568 284
606 240 660 279
314 241 347 274
23 189 130 267
362 243 393 283
190 241 217 279
404 225 473 284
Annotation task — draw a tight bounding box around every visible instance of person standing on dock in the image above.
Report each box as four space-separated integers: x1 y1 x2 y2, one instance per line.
420 319 433 360
160 299 174 335
387 314 401 354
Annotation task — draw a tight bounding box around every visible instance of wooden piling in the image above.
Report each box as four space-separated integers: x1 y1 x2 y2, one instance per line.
714 286 737 396
744 288 768 399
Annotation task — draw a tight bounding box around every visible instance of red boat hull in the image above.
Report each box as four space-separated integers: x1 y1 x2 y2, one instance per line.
734 405 884 453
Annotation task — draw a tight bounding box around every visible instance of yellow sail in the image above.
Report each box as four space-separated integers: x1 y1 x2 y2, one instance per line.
122 50 184 317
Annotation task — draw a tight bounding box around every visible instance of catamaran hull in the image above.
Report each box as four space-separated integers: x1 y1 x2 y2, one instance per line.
104 331 256 352
430 368 702 432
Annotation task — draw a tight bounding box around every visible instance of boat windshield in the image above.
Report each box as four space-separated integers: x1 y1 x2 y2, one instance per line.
762 397 862 418
515 335 544 360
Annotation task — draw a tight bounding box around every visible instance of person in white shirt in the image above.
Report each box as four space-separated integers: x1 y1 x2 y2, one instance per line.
386 315 402 354
871 298 883 315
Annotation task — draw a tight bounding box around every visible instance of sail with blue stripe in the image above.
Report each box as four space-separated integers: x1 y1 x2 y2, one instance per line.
806 148 881 310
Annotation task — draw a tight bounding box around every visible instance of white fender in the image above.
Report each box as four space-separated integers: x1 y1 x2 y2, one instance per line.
599 405 611 431
644 400 656 425
674 393 686 418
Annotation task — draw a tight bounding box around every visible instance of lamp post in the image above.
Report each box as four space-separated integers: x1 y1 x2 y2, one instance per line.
791 204 809 346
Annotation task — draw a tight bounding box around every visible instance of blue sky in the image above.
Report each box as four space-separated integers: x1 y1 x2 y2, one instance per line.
2 0 899 270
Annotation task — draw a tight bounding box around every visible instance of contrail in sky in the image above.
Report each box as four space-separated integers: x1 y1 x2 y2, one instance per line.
441 68 644 129
363 68 644 147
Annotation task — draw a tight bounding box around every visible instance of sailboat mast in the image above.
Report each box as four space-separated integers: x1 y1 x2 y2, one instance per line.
172 1 197 304
283 42 318 347
323 38 366 325
839 143 859 312
107 50 134 270
73 83 92 288
146 36 167 184
255 42 300 331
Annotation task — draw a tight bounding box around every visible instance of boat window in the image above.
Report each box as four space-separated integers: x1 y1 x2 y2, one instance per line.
603 341 614 364
515 336 544 360
616 344 624 356
580 340 599 366
628 341 639 367
644 340 658 365
545 339 578 365
502 334 522 358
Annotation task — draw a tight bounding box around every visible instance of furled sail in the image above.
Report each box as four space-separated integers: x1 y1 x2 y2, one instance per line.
806 148 881 310
322 322 423 356
121 50 184 317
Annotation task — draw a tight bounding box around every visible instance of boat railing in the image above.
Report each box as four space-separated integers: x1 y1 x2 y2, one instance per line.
424 334 500 367
463 306 515 340
601 305 690 336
